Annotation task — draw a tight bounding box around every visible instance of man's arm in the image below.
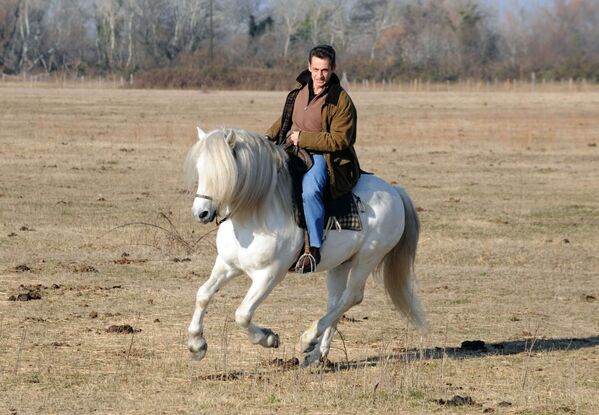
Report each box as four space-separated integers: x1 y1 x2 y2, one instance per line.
265 116 282 142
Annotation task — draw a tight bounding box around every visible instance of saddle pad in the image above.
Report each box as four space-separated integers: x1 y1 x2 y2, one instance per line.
323 192 363 233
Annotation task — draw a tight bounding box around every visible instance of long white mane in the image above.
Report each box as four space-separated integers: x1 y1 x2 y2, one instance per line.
184 128 292 226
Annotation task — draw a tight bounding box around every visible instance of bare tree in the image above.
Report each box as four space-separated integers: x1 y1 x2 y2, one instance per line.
39 0 94 73
0 0 596 83
349 0 401 61
271 0 306 59
95 0 121 70
0 0 21 72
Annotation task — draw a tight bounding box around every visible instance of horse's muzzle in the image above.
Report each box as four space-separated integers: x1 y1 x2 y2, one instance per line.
196 209 216 224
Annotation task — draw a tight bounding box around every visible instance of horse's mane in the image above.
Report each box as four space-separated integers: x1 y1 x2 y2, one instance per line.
184 128 293 228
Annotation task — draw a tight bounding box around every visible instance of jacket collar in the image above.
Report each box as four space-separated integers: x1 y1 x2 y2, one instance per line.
295 69 342 105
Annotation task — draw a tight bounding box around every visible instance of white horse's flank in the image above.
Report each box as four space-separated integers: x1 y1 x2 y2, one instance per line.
185 127 425 366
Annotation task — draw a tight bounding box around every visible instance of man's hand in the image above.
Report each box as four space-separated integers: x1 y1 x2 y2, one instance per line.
289 130 300 146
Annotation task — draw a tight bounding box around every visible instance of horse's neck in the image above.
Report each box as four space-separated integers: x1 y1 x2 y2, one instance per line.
229 197 295 233
233 159 296 232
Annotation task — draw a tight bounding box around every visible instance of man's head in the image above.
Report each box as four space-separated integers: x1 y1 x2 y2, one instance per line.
308 45 336 92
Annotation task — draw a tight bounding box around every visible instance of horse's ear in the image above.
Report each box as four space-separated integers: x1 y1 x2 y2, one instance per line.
196 126 207 141
224 129 236 148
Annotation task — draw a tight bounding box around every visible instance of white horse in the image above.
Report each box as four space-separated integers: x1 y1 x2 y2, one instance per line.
184 127 426 366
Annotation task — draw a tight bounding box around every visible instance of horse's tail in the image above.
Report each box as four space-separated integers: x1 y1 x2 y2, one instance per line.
374 186 427 329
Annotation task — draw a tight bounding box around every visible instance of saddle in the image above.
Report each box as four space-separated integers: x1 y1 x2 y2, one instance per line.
286 148 363 234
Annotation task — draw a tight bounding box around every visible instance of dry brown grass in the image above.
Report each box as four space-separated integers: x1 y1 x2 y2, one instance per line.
1 82 598 414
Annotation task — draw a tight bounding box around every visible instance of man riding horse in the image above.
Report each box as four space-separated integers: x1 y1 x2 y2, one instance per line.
266 45 361 273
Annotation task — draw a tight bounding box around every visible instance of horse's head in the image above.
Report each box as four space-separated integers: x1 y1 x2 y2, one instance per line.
184 126 291 226
184 127 236 224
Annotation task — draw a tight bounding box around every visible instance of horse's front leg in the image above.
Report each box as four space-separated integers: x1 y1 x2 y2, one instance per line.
235 269 284 348
188 256 241 360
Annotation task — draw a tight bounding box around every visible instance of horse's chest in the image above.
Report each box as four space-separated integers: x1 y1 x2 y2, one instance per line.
216 226 293 269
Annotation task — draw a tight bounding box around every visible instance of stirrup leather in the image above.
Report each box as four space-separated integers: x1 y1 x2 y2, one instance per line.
293 230 320 274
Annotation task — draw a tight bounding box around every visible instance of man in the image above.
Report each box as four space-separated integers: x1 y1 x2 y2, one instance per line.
266 45 360 273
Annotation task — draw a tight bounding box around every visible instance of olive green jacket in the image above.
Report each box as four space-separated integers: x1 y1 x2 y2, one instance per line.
266 70 361 199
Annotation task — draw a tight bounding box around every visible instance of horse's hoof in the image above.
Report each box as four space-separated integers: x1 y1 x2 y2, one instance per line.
260 328 279 348
296 339 317 354
266 332 279 348
189 337 208 360
302 348 322 367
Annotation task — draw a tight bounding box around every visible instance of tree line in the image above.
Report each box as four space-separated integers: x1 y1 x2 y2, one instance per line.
1 0 598 88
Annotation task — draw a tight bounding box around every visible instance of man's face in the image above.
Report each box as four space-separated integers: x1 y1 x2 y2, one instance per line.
308 56 335 91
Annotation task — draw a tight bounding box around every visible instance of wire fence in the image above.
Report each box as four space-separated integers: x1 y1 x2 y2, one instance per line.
2 71 598 93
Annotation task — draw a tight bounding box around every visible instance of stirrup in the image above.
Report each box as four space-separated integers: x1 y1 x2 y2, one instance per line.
294 252 318 274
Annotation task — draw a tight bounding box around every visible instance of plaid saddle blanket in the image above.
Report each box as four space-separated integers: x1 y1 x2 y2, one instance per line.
323 191 363 233
292 190 363 234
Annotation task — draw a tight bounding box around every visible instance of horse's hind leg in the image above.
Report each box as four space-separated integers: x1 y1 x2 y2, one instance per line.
298 261 375 355
235 269 284 348
302 262 351 366
188 256 241 360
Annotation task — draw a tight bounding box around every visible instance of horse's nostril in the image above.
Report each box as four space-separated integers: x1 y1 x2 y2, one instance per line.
198 210 208 219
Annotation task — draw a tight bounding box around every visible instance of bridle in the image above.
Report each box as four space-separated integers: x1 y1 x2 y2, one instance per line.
195 194 213 202
195 194 229 225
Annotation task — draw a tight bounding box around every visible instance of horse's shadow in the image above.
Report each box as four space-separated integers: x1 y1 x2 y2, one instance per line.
199 336 599 380
325 335 599 372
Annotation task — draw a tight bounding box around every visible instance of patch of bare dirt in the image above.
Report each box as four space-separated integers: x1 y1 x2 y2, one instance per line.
72 263 98 273
114 252 147 265
8 291 42 301
434 395 477 407
14 264 32 272
106 324 141 334
197 372 248 381
114 252 131 264
7 283 56 301
268 357 300 370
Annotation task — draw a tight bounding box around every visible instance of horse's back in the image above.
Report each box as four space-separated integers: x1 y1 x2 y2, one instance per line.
353 173 405 205
352 173 407 241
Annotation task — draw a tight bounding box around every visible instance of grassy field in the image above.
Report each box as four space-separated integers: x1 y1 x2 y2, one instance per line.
1 83 598 414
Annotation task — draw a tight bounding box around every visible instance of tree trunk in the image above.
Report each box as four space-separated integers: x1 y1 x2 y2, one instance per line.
126 7 134 68
18 0 31 72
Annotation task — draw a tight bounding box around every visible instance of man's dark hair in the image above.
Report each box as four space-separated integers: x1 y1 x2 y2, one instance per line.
309 45 336 66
